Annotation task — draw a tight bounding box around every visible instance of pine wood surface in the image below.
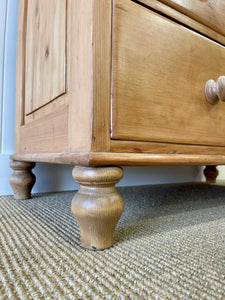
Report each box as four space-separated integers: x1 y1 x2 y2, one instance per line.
15 0 27 142
158 0 225 37
15 0 113 154
9 161 36 200
67 0 93 153
71 166 124 250
25 0 66 115
110 140 225 156
10 152 225 167
91 0 112 152
138 0 225 45
111 0 225 147
15 0 69 153
19 105 68 153
14 0 225 166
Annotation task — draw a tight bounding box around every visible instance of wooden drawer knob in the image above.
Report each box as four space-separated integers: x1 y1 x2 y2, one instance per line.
205 76 225 104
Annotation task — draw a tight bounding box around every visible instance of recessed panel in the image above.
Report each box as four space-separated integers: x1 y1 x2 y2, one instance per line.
25 0 66 115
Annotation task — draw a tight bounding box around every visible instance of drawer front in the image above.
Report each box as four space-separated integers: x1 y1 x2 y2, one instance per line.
158 0 225 38
111 0 225 147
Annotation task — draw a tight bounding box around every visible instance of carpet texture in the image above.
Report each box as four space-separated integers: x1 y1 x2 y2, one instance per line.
0 183 225 299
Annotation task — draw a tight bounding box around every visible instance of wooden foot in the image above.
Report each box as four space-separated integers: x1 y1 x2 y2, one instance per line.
71 166 124 250
9 161 36 199
203 165 219 183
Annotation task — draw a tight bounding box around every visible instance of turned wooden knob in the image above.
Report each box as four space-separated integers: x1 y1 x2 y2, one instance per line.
205 76 225 104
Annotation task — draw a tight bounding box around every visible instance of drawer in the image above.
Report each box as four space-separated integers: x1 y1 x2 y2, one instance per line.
111 0 225 147
158 0 225 38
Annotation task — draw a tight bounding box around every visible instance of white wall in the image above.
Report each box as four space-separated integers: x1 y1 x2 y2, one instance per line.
1 0 224 196
0 0 14 196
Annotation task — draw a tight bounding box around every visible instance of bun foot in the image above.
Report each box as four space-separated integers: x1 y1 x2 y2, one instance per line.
9 160 36 199
203 165 219 184
71 166 124 250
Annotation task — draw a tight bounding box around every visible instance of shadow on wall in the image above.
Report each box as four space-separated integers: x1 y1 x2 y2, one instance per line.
32 164 204 194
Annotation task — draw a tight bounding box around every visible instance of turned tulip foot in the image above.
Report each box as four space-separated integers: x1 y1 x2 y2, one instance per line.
203 165 219 184
71 166 124 250
9 160 36 199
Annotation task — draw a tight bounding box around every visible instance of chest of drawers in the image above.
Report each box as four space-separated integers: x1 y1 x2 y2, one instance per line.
10 0 225 249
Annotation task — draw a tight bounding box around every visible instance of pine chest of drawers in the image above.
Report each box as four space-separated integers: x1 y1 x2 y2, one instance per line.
10 0 225 249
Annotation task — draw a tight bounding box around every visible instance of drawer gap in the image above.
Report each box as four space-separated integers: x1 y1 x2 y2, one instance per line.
131 0 225 47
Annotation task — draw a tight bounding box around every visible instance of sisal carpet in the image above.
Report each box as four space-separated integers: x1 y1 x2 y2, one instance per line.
0 183 225 299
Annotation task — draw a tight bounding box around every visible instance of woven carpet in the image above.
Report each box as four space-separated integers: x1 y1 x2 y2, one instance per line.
0 183 225 299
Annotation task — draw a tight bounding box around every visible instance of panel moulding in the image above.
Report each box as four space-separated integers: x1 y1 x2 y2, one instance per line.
0 0 8 153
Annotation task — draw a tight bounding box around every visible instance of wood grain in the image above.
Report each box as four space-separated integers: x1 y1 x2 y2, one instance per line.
112 0 225 147
25 0 66 115
15 0 69 154
11 152 91 166
88 153 225 167
138 0 225 46
10 152 225 167
67 0 93 152
91 0 112 152
25 93 68 125
15 0 27 150
14 0 225 172
71 166 124 249
9 161 36 199
18 105 68 153
110 140 225 156
158 0 225 38
68 0 112 152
